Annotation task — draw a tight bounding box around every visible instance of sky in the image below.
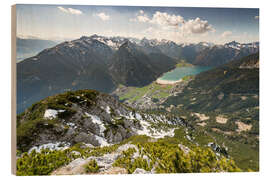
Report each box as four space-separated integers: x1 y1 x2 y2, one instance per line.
16 4 259 44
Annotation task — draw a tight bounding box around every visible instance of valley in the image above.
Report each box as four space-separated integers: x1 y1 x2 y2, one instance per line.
16 35 259 114
13 4 261 176
111 52 259 171
16 34 259 175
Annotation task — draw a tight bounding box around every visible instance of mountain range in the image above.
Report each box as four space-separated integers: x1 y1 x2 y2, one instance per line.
17 34 259 114
16 37 58 62
16 34 260 174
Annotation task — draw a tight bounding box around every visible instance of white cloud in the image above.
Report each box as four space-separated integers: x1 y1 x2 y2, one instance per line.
143 27 154 34
137 15 150 23
130 11 150 23
67 8 82 15
96 12 110 21
221 31 233 37
150 11 184 26
58 7 68 13
133 11 214 36
180 18 215 34
57 6 82 15
133 11 184 26
254 16 259 20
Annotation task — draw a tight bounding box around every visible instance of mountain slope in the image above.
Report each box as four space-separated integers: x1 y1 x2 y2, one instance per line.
17 37 116 114
108 41 176 86
162 52 259 157
17 89 186 152
16 37 58 62
17 36 179 114
16 89 242 175
164 52 259 112
109 53 259 171
193 42 259 66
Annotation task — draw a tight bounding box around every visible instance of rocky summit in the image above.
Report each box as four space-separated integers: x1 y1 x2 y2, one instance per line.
16 89 241 175
17 89 185 152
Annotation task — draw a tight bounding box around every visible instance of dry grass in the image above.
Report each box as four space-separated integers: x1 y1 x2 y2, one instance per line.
197 122 207 127
192 113 209 121
216 115 228 124
235 121 252 132
211 128 233 135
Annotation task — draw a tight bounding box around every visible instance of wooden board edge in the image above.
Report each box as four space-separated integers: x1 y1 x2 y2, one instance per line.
11 4 17 175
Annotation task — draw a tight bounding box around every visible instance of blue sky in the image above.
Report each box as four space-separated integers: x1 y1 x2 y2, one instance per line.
16 4 259 44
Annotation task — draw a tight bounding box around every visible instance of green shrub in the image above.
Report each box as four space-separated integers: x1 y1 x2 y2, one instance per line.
113 148 140 173
16 148 75 176
113 140 241 174
84 160 100 173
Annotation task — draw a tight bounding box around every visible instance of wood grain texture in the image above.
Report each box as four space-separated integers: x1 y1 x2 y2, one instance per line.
11 4 17 175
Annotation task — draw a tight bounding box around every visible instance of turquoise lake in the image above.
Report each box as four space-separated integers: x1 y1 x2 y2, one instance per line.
159 66 212 81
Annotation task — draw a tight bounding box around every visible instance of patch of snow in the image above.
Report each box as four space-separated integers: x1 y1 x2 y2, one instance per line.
85 112 106 135
129 112 135 119
202 42 209 47
151 128 175 138
67 122 75 126
28 142 70 153
135 113 143 120
66 122 77 129
186 135 192 141
117 143 138 153
137 120 152 136
84 144 95 148
136 120 175 138
95 135 111 147
132 150 140 159
44 109 58 119
44 109 65 119
227 45 241 50
71 151 81 156
84 112 91 117
106 40 116 48
106 106 111 114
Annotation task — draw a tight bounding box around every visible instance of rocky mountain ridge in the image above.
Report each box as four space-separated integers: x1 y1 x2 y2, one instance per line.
17 34 259 114
17 89 243 175
17 89 186 152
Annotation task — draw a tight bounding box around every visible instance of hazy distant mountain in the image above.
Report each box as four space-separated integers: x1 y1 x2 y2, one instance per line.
16 37 58 62
193 41 259 66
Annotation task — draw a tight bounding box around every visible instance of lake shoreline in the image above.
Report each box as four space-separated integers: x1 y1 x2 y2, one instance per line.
156 78 183 85
156 66 212 85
